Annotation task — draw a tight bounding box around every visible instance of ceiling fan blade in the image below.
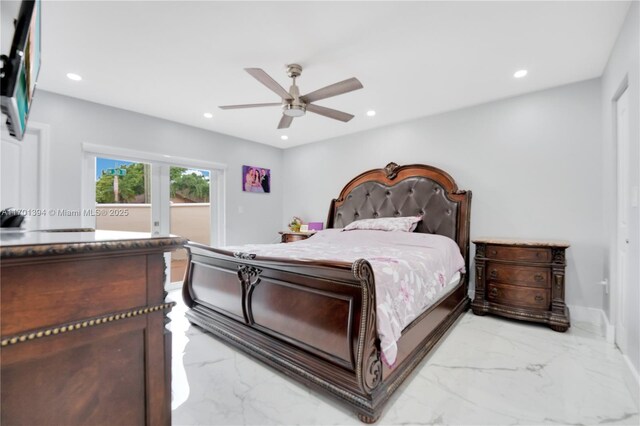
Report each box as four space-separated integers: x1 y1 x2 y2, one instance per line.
277 114 293 129
300 77 363 103
306 104 354 122
245 68 293 100
219 103 281 110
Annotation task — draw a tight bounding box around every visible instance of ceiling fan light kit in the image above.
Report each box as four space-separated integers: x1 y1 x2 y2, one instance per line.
283 104 306 117
219 63 363 129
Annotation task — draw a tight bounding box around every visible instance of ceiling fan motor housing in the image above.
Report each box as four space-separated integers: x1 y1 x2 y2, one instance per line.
283 72 305 117
286 63 303 78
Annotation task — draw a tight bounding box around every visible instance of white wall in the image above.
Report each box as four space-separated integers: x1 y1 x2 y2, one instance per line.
27 90 283 245
14 77 611 313
283 79 604 310
601 2 640 376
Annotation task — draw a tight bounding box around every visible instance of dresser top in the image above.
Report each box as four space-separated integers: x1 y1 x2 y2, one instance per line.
472 237 570 248
1 229 186 258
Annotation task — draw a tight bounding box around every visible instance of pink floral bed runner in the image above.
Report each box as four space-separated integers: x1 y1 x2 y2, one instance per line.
224 229 465 367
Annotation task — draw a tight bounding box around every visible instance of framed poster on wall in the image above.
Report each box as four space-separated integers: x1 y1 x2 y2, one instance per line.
242 165 270 193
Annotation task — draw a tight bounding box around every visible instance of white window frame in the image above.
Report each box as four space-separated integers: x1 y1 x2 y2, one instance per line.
80 142 226 247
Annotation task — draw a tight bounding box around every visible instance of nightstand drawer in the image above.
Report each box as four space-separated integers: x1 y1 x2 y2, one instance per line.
279 232 314 243
281 233 308 243
486 263 550 288
487 283 550 310
486 245 551 263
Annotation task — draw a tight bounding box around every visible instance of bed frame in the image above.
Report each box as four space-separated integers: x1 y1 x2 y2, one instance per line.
182 162 472 422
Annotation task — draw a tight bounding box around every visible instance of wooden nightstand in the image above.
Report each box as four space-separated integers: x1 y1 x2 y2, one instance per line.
279 231 315 243
471 238 570 332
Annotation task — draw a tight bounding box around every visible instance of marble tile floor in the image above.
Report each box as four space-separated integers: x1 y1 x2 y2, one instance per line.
168 291 639 426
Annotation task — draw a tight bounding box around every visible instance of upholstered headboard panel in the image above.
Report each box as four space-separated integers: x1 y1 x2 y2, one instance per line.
326 162 472 263
332 178 458 240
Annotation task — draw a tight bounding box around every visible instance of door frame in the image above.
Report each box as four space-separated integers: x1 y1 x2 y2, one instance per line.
80 142 227 247
1 121 51 229
610 77 629 348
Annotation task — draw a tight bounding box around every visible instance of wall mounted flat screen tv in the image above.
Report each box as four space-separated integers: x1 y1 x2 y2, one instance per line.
0 0 41 141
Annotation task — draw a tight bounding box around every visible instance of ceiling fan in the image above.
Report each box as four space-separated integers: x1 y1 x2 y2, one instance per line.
219 64 363 129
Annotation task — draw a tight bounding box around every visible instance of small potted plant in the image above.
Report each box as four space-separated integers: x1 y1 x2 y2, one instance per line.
288 216 302 232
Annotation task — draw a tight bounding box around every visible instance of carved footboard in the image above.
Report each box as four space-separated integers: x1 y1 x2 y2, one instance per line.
183 243 383 419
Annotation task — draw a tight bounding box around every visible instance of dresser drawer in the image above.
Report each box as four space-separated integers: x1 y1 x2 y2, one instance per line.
486 283 550 310
486 245 551 263
486 263 550 288
1 255 148 336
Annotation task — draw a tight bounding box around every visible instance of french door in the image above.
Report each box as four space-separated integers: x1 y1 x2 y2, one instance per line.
82 144 226 287
167 165 211 284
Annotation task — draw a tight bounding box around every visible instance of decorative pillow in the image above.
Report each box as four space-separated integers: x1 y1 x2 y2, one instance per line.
343 215 423 232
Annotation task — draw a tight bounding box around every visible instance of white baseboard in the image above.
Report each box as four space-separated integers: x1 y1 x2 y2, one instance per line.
600 309 616 344
567 304 603 323
622 354 640 409
567 304 611 340
568 305 638 405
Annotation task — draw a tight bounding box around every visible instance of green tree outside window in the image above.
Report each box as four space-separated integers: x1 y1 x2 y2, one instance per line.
96 164 209 203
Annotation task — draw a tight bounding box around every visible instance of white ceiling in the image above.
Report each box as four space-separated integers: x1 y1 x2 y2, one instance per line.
12 1 633 148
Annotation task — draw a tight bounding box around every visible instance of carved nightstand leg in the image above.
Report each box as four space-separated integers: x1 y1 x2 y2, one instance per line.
358 413 379 424
471 257 488 316
549 305 571 332
549 323 569 332
472 306 488 316
550 252 570 331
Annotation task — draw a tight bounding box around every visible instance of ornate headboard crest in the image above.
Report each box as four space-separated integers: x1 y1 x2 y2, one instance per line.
326 162 472 267
384 162 400 180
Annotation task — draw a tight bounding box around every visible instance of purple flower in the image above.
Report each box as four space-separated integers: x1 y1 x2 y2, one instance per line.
399 281 414 304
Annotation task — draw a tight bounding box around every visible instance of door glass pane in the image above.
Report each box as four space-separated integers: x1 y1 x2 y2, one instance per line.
170 166 210 282
95 157 151 233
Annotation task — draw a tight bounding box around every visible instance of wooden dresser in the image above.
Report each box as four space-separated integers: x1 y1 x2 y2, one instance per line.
0 230 186 426
471 238 570 332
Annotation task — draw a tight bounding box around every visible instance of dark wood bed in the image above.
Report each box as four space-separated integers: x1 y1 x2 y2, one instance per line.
182 162 472 422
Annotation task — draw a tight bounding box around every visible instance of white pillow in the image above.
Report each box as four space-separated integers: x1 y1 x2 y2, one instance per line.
343 215 423 232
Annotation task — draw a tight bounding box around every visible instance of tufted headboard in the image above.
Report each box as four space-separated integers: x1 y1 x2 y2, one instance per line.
326 162 472 265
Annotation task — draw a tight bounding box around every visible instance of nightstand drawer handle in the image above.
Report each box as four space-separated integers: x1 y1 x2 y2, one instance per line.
491 250 497 255
490 269 498 279
534 273 544 282
489 288 498 297
534 295 544 302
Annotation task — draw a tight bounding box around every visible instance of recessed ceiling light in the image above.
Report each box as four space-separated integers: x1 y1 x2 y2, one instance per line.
66 73 82 81
280 135 289 140
513 69 528 78
163 155 171 158
203 112 213 119
366 110 376 117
